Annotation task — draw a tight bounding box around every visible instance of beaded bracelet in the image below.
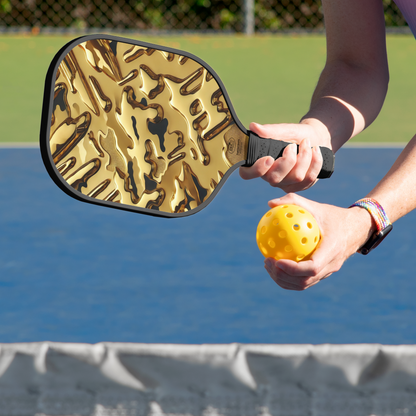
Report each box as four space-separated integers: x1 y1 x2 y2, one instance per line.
349 198 391 232
349 198 393 254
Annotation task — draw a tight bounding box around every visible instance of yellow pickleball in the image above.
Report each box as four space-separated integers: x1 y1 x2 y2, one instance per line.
256 204 321 262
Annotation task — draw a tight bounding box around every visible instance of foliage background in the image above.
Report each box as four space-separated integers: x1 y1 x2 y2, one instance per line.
0 0 408 32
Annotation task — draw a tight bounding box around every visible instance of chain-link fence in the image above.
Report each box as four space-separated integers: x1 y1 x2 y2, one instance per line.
0 0 408 34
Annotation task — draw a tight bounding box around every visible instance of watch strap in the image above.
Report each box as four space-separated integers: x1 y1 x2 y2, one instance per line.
349 198 392 255
349 198 391 232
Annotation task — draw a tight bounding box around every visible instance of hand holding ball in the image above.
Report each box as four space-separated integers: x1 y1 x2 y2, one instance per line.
256 204 320 262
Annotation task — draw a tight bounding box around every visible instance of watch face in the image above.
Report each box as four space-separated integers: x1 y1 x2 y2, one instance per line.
360 224 393 255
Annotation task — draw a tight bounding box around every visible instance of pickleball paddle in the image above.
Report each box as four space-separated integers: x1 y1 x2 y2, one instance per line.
40 34 334 218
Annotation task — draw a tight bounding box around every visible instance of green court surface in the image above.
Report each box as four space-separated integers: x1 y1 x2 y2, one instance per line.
0 33 415 144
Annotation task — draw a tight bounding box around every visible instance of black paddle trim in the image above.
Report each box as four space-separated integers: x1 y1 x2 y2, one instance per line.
39 34 248 218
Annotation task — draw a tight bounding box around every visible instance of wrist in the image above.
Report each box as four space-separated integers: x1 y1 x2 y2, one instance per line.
299 118 332 149
347 206 378 251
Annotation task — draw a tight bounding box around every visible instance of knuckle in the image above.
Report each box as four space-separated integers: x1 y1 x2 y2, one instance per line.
292 171 305 183
286 283 303 291
309 265 321 277
286 192 299 201
283 149 296 163
275 280 288 289
266 173 283 187
302 278 317 290
287 153 297 165
272 181 284 188
239 168 252 180
304 171 317 183
291 277 310 291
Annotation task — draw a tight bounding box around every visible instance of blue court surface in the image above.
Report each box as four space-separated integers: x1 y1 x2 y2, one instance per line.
0 146 415 344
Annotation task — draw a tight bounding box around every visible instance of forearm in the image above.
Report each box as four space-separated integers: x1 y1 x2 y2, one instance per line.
346 135 416 253
366 135 416 223
299 0 389 153
301 61 389 152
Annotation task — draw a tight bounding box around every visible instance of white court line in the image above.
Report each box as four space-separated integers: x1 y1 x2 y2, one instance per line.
343 142 406 148
0 142 39 148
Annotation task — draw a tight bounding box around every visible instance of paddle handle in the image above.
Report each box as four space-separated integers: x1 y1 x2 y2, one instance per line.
244 131 334 179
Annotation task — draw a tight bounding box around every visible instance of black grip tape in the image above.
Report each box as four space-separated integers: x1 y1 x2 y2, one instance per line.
317 146 335 179
244 131 334 179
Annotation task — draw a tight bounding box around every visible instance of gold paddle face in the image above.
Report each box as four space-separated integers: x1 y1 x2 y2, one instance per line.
45 36 248 217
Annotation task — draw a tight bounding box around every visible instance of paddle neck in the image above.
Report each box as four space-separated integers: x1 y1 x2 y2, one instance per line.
224 127 288 168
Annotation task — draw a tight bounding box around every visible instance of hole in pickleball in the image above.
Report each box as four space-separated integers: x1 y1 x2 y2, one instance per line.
283 205 288 208
285 245 292 252
297 254 305 261
278 231 287 238
286 213 293 218
261 226 267 234
268 238 276 248
260 244 268 255
314 236 318 243
299 209 305 214
293 224 300 231
307 222 313 229
272 219 279 226
301 237 307 244
266 211 272 217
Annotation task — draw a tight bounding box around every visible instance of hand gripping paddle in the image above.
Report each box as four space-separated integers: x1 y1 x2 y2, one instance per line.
40 34 334 218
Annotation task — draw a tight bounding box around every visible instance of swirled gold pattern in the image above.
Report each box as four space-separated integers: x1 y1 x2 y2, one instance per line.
49 39 248 213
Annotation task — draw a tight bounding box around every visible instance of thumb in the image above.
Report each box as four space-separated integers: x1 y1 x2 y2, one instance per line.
249 122 281 139
249 122 309 143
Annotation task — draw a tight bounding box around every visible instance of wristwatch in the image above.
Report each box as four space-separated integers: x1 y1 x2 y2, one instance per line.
349 198 393 255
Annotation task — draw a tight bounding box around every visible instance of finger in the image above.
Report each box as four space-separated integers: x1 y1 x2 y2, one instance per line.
268 192 304 208
265 260 316 291
249 122 310 144
275 240 338 284
288 137 313 182
239 156 274 180
267 193 322 220
265 264 305 290
272 139 325 193
308 145 324 179
286 145 322 190
274 280 306 291
241 122 289 180
249 122 274 138
269 258 319 278
274 138 313 191
262 143 298 186
300 271 333 290
278 179 318 194
279 259 322 277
